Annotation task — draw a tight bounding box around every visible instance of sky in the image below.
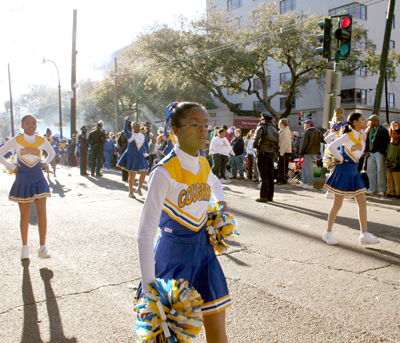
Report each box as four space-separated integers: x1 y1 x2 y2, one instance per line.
0 0 207 110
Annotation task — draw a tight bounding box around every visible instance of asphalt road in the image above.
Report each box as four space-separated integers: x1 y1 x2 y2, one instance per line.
0 166 399 342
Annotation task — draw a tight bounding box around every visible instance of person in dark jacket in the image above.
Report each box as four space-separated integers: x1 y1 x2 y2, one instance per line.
365 114 391 196
67 138 77 167
253 112 279 203
298 119 323 189
88 121 106 177
78 125 89 176
230 128 245 179
117 124 130 182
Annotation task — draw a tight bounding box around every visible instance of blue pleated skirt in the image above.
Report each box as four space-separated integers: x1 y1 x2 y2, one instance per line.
9 170 51 203
324 161 366 196
117 149 148 172
136 225 231 316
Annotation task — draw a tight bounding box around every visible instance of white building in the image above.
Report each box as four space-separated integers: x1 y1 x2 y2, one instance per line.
207 0 400 133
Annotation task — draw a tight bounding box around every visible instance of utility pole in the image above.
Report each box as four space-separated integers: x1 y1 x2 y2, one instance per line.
8 63 15 137
114 58 118 134
71 9 77 138
385 71 389 123
373 0 396 116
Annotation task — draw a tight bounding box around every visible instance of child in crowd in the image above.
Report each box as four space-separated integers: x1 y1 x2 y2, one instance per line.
386 128 400 198
0 114 55 259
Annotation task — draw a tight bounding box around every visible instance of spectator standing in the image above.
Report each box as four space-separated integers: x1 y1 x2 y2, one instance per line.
210 128 234 183
88 121 106 177
365 114 390 196
223 125 231 143
117 125 130 182
245 129 256 181
148 137 159 171
277 118 292 185
253 113 279 203
389 121 399 138
103 132 117 170
385 128 400 198
291 131 300 159
298 119 323 190
210 126 220 141
78 125 89 175
230 128 245 180
67 138 77 167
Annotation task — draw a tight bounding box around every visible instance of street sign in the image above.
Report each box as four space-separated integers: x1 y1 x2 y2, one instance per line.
54 121 68 127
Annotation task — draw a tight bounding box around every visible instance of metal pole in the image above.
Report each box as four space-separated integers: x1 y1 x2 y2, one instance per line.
114 58 118 134
46 60 63 139
70 9 77 138
373 0 396 115
136 81 141 123
385 71 389 123
8 63 15 137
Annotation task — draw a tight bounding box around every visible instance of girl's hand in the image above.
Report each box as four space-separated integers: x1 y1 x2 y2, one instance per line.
336 159 344 165
13 166 19 173
217 201 228 212
41 162 48 169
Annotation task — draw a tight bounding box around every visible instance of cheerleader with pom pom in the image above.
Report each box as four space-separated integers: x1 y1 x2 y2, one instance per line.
323 112 380 246
0 114 55 259
137 102 230 343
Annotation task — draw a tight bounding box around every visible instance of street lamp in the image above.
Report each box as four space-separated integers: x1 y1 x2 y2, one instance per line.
43 58 63 140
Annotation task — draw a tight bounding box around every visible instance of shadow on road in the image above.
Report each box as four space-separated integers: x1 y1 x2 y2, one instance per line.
48 179 71 198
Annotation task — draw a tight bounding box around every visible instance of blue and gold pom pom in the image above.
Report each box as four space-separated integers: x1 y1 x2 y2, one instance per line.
4 155 17 175
323 151 337 171
206 201 239 254
134 278 203 343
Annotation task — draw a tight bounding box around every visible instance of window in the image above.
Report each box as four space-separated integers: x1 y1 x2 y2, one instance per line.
280 72 292 85
253 78 262 90
390 40 395 50
253 101 266 112
340 89 367 105
280 97 295 110
234 103 243 110
267 56 272 65
386 12 395 29
266 75 271 88
388 93 395 108
227 0 242 11
280 0 296 14
329 3 367 20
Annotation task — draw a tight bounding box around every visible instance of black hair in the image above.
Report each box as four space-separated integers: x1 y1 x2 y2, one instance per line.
170 102 205 127
222 125 228 130
218 128 225 134
21 114 36 124
344 112 363 133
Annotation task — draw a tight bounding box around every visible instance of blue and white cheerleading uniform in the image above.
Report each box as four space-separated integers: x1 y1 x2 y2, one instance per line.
324 129 367 196
117 119 149 171
136 147 231 316
0 134 55 203
59 142 67 155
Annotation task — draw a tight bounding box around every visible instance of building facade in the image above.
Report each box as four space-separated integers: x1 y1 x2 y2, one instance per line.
207 0 400 133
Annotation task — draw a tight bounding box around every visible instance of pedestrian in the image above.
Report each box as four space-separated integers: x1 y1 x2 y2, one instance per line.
44 128 58 178
253 112 279 203
136 101 230 343
67 138 77 167
209 128 234 183
223 125 231 143
365 114 390 196
291 131 300 159
385 128 400 198
88 121 106 177
103 132 117 171
297 119 323 190
277 118 292 185
389 121 399 138
230 128 245 180
78 125 89 175
59 140 67 166
117 125 130 182
148 136 159 171
117 117 149 198
323 112 380 245
210 126 220 141
0 114 56 259
245 129 256 181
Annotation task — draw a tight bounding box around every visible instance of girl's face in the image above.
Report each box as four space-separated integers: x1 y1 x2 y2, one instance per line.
21 116 37 136
353 115 367 131
250 131 255 138
234 130 241 137
132 123 141 133
392 122 399 130
173 107 209 157
218 131 225 138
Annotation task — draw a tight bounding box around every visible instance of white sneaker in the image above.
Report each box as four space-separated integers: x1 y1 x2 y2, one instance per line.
220 179 229 184
257 182 261 189
325 191 334 199
378 192 385 197
322 231 338 245
296 182 304 187
302 184 314 190
359 232 380 245
21 246 29 260
38 245 51 258
366 190 375 195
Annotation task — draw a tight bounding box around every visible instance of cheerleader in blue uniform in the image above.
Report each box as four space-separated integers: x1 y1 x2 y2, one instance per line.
0 114 56 259
59 139 67 166
137 102 230 343
323 112 380 246
117 117 149 198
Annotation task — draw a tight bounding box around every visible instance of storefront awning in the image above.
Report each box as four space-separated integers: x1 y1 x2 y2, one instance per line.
233 116 260 129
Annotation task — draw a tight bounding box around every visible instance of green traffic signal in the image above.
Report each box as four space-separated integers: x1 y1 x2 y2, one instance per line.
334 15 352 59
316 18 333 60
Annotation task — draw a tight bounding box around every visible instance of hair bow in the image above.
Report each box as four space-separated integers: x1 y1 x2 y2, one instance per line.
165 102 178 128
332 121 348 130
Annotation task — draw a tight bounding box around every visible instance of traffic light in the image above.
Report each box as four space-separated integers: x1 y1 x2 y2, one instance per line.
316 18 333 60
298 112 303 125
306 112 312 120
334 15 353 59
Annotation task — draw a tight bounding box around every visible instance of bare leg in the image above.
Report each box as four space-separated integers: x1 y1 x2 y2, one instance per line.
203 310 228 343
128 171 137 195
355 193 368 232
35 198 47 245
19 202 31 245
52 159 56 177
326 194 345 231
137 170 146 192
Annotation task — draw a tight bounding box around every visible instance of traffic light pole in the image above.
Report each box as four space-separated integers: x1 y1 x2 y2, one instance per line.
373 0 396 117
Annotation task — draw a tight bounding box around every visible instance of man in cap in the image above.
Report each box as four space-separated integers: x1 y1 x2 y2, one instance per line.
298 119 323 190
365 114 390 196
88 121 106 177
78 125 89 176
253 112 279 203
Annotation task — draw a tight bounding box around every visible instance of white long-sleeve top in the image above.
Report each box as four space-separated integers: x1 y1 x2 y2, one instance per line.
209 137 233 156
136 146 226 287
279 126 292 156
246 138 255 155
0 134 55 171
327 129 366 163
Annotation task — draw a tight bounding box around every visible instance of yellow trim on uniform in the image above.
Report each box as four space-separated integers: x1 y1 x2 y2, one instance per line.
347 131 362 145
323 184 367 196
16 135 45 148
165 198 207 223
162 206 206 231
9 192 51 203
343 147 357 163
201 294 231 316
163 157 210 187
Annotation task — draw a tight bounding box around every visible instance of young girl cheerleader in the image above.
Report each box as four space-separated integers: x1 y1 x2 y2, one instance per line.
0 114 56 259
117 117 149 198
136 102 230 343
323 112 380 246
59 139 67 166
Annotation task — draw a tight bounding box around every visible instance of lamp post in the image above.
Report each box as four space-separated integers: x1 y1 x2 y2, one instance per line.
43 58 63 140
136 80 142 122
